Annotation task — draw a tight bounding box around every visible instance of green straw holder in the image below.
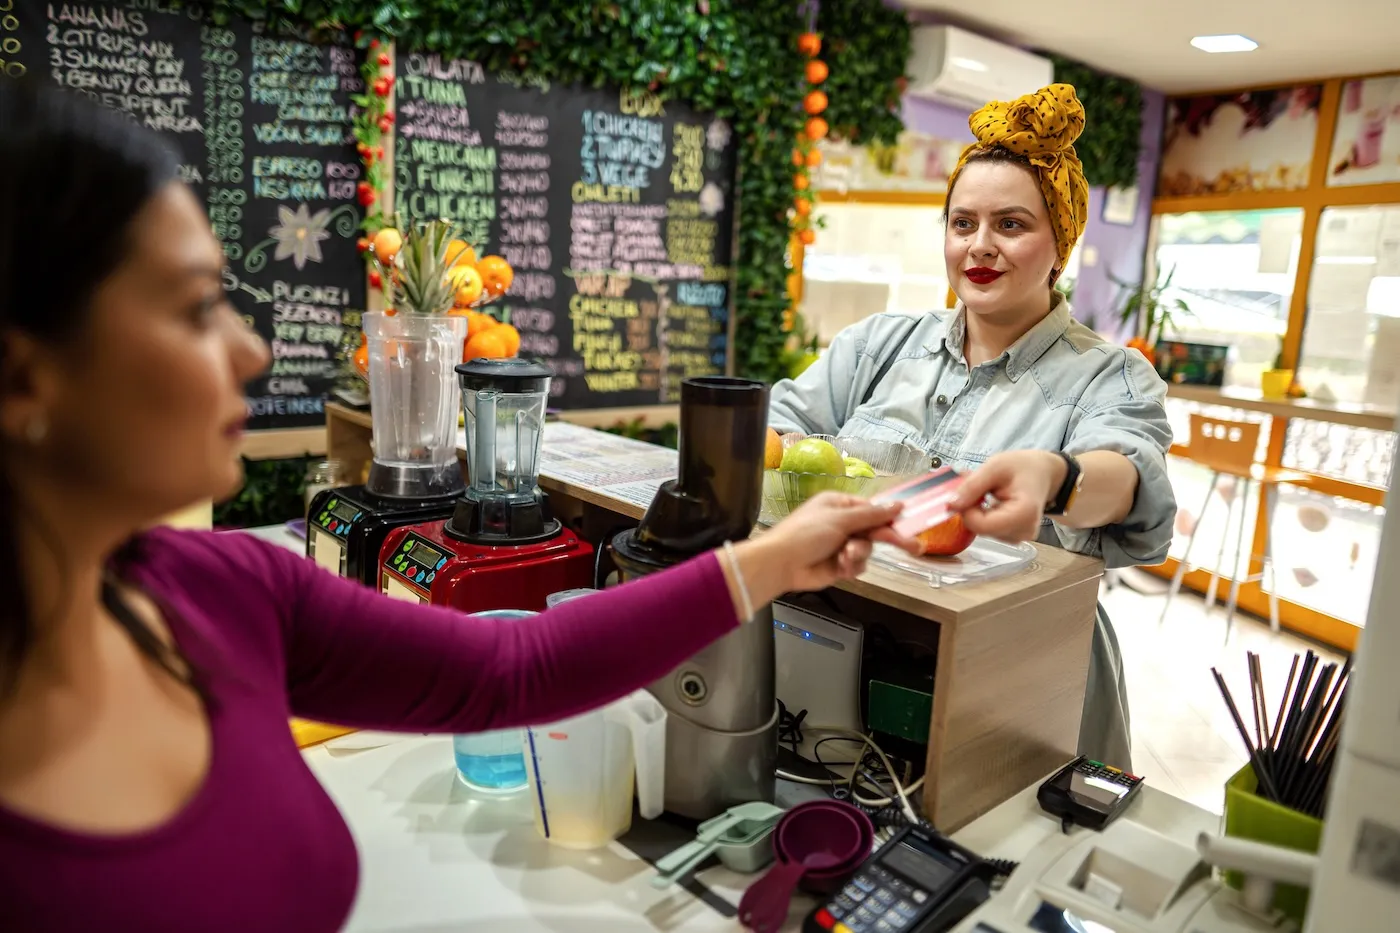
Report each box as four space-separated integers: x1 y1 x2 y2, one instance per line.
1221 763 1324 925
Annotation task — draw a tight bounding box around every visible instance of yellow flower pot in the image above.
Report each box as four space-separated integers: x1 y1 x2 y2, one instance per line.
1261 369 1294 399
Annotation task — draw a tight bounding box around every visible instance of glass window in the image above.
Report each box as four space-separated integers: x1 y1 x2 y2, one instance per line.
1268 486 1384 627
801 202 950 345
1283 420 1396 487
1150 209 1304 390
1296 204 1400 411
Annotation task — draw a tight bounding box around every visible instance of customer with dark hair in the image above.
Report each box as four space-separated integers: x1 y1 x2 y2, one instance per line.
0 79 918 932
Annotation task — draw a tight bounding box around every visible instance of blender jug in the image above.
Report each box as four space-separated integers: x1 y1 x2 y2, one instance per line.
522 690 667 850
363 311 468 499
448 358 558 543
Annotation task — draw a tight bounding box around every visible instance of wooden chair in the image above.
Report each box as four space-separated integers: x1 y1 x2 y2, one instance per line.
1158 414 1308 640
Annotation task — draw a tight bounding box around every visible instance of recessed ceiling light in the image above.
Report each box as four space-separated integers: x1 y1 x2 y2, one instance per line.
1191 34 1259 54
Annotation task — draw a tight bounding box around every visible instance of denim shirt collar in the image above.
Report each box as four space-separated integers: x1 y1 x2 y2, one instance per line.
941 293 1073 382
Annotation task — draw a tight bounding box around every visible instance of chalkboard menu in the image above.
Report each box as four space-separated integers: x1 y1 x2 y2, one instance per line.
8 2 366 430
395 54 737 409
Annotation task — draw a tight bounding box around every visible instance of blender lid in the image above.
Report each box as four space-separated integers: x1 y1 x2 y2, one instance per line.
456 357 553 392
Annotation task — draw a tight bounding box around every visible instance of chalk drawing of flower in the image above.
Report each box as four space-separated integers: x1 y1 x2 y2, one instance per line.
699 181 725 216
706 118 731 151
269 204 332 270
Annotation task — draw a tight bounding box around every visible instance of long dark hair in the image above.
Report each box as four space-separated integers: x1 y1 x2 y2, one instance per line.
0 79 199 694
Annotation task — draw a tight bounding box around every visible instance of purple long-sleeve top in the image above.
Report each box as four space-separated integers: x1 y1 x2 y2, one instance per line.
0 528 740 932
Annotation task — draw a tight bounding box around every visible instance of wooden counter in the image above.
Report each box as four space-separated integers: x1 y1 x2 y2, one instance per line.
1167 383 1397 432
324 403 1103 831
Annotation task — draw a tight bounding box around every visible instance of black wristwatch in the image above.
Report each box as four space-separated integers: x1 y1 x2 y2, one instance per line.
1044 452 1083 517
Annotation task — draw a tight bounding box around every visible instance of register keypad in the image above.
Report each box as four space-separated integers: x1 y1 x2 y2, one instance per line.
812 868 931 933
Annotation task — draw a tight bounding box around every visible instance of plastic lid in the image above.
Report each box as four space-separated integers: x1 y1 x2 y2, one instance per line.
464 609 538 620
545 588 599 608
456 357 553 392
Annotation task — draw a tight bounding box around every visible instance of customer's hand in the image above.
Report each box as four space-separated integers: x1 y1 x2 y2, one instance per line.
947 449 1067 543
726 492 921 610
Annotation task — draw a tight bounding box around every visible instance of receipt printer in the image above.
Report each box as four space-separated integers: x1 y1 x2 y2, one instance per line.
948 819 1298 933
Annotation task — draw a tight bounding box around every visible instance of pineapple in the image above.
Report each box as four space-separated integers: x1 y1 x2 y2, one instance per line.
377 217 461 315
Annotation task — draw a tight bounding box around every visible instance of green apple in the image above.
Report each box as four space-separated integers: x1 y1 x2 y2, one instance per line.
843 456 876 479
780 437 845 476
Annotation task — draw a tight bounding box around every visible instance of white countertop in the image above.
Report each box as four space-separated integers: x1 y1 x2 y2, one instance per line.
302 734 1219 933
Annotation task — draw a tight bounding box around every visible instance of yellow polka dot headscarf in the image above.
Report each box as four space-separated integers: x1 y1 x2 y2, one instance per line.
947 83 1090 270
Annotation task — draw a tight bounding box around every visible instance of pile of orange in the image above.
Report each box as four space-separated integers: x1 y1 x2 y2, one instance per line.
461 311 521 362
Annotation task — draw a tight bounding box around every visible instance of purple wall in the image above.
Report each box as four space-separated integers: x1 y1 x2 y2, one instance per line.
891 16 1164 337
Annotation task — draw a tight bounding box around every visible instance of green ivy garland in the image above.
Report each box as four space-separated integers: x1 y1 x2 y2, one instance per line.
198 0 904 525
1047 54 1143 190
815 1 910 146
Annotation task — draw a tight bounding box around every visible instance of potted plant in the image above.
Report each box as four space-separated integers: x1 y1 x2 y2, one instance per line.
1261 337 1297 399
1115 264 1193 360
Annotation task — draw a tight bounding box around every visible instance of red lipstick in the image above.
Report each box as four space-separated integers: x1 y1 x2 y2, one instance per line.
964 267 1003 285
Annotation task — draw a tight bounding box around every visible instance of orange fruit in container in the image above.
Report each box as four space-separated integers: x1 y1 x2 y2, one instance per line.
494 323 521 357
915 513 975 557
445 239 476 269
372 227 402 263
449 265 485 307
764 428 784 470
463 328 510 361
465 310 496 339
476 255 515 297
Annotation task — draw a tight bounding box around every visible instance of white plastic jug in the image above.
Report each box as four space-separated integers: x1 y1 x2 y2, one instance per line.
523 690 666 850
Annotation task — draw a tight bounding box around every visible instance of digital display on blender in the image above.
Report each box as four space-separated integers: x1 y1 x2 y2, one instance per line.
408 542 446 568
330 500 359 523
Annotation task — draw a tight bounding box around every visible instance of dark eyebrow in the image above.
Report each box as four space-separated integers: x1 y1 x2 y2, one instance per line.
993 206 1035 217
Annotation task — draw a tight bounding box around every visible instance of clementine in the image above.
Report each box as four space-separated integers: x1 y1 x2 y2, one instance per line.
764 428 784 470
494 323 521 357
791 148 805 167
798 228 816 246
445 239 476 268
794 198 812 217
793 173 810 191
806 148 823 168
796 32 821 57
466 310 497 339
804 117 829 141
476 255 515 296
805 60 828 84
372 227 402 263
463 328 510 362
352 344 369 378
803 90 828 115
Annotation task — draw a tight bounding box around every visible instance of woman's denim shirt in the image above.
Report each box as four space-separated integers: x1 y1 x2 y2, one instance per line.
768 298 1177 570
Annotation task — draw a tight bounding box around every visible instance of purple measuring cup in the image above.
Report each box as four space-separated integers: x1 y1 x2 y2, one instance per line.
738 801 873 933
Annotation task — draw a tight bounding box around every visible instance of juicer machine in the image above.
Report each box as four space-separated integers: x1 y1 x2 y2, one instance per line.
612 377 779 821
379 358 594 611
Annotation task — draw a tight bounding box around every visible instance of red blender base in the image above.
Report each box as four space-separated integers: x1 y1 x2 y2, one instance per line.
379 519 595 612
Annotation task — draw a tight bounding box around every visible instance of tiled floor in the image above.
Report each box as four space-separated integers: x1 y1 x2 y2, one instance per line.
1103 569 1347 815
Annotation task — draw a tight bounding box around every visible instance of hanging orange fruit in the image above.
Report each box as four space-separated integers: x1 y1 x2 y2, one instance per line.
803 90 828 115
805 117 829 141
796 33 821 57
799 229 816 246
806 60 829 84
791 148 805 167
793 174 810 191
445 239 477 269
794 198 812 217
806 148 823 167
476 255 515 297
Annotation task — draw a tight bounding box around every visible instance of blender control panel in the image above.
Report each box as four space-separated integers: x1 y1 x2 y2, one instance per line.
311 496 363 540
385 536 449 588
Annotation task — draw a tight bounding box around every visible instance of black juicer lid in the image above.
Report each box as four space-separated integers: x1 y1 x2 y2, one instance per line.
456 357 553 393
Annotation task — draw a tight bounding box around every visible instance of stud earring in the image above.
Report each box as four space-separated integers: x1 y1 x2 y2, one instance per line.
24 416 47 445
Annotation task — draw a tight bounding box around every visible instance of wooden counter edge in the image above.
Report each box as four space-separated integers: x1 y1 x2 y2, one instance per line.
1167 383 1397 432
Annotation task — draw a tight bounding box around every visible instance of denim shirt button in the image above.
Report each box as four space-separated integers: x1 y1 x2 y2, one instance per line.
936 395 948 405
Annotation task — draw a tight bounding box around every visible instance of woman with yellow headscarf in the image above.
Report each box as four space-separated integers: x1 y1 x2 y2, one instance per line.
769 85 1176 770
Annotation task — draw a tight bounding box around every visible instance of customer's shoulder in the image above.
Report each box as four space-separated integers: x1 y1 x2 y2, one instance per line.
133 526 298 585
1049 321 1168 401
842 310 950 355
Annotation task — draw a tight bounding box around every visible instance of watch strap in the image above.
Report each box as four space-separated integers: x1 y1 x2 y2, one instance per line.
1044 452 1081 517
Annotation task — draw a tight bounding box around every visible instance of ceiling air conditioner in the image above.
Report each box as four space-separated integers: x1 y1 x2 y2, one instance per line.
906 25 1054 111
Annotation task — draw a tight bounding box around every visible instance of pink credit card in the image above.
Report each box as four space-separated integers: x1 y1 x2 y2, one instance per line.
870 467 967 539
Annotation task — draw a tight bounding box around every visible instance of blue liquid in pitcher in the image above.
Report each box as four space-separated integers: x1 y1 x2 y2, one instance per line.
453 732 527 793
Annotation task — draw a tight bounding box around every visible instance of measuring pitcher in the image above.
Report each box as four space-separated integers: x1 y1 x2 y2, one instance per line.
523 690 667 850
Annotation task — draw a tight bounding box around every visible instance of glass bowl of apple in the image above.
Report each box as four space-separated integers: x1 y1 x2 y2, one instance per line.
759 432 932 525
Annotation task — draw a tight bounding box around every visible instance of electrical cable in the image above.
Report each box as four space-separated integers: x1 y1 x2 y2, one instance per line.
773 719 919 823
